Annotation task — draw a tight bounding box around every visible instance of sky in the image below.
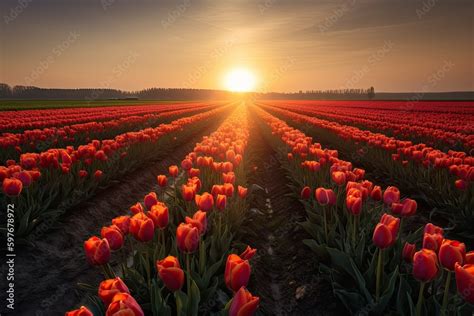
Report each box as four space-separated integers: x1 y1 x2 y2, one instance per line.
0 0 473 92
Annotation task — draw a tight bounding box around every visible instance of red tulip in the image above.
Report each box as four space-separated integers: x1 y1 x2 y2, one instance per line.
2 178 23 196
240 246 257 260
223 172 236 184
156 256 185 292
454 179 468 190
237 185 248 199
176 223 199 253
100 225 124 251
144 192 158 210
181 158 193 170
216 194 227 211
14 170 32 187
195 192 214 211
185 210 208 235
383 186 400 206
84 236 110 265
148 202 169 229
157 175 168 187
79 170 88 178
422 223 444 252
370 185 382 201
169 165 179 177
129 212 155 242
130 202 144 214
466 251 474 264
94 170 103 181
229 287 260 316
98 277 130 306
225 254 251 292
346 195 363 215
315 188 336 206
223 183 235 197
413 249 439 282
111 216 130 235
300 186 311 199
400 198 417 217
439 239 466 271
331 171 346 186
106 293 144 316
65 306 93 316
188 168 200 178
181 184 196 201
455 263 474 304
402 242 416 263
372 213 400 249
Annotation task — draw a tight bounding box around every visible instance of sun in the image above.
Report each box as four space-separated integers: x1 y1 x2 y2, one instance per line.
224 68 257 92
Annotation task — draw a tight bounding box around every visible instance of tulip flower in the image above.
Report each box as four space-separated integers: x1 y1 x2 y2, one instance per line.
422 223 444 252
413 249 439 315
240 246 257 260
65 306 93 316
100 225 124 251
148 202 169 230
454 263 474 304
300 186 311 199
130 202 144 214
98 277 130 306
157 175 168 187
315 188 336 206
466 251 474 264
84 236 111 266
143 192 158 210
223 183 235 197
229 287 260 316
181 158 193 170
393 198 417 217
237 185 248 199
106 293 144 316
223 172 235 184
94 170 103 181
112 216 130 235
402 242 416 263
383 186 400 206
346 195 363 216
2 178 23 196
331 171 346 186
129 213 155 242
195 192 214 211
370 185 382 201
188 168 200 178
181 184 196 201
176 223 199 253
185 210 208 235
216 194 227 211
372 214 400 249
14 171 32 187
79 170 88 178
439 239 466 271
156 256 185 292
225 254 251 292
454 179 468 190
169 165 179 177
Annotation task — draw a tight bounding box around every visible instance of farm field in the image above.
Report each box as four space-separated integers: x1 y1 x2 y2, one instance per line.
0 100 473 316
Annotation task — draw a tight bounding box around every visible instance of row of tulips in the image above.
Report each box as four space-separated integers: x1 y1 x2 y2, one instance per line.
260 103 474 236
254 105 473 315
262 100 473 150
0 106 230 238
0 102 220 163
66 105 260 316
0 101 223 132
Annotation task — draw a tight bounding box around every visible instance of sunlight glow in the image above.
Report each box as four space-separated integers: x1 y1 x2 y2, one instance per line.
223 68 257 92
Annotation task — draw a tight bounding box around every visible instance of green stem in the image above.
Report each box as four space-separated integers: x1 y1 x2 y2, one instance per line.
441 272 451 316
323 206 328 243
376 248 384 301
416 282 426 316
352 215 358 246
199 239 206 275
186 253 191 293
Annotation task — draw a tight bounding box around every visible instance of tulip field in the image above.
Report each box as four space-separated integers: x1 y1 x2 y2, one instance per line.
0 100 473 316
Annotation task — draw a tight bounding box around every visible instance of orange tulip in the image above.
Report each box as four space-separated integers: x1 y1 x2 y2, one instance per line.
331 171 346 186
413 249 439 282
148 202 169 230
383 186 400 206
315 188 336 206
65 306 93 316
225 254 251 292
223 183 235 197
98 277 130 306
370 185 382 201
84 236 110 265
130 202 144 214
129 212 155 242
237 185 248 199
2 178 23 196
181 184 196 201
176 223 199 253
402 242 416 263
157 175 168 187
181 158 193 170
455 263 474 304
144 192 158 210
372 213 400 249
466 251 474 264
169 165 179 177
185 210 208 235
216 194 227 211
100 225 124 251
229 287 260 316
439 239 466 271
422 223 444 252
106 293 144 316
223 172 235 184
112 216 130 235
195 192 214 211
156 256 185 292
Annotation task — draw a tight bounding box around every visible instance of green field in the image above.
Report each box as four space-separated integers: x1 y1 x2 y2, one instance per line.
0 99 190 111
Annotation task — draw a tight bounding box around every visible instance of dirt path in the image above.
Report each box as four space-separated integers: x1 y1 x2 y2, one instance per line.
242 114 341 315
2 118 225 316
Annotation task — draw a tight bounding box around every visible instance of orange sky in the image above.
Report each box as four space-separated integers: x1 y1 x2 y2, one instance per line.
0 0 472 92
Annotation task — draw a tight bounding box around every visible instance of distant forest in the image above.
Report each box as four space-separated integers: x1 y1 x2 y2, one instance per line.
0 83 472 101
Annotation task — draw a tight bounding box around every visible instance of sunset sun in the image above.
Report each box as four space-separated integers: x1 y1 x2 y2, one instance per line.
224 68 257 92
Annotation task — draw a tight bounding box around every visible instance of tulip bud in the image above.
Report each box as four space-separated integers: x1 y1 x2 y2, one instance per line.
413 249 439 282
181 158 193 170
331 171 346 186
2 178 23 196
402 242 416 263
195 192 214 211
94 170 103 181
383 186 400 206
455 263 474 304
216 194 227 211
315 188 336 206
400 198 417 217
144 192 158 210
157 175 168 187
185 210 208 235
148 202 169 229
112 216 130 235
439 239 466 271
181 184 196 201
98 277 130 306
169 165 179 177
237 185 248 199
225 254 251 292
84 236 111 265
100 225 124 251
346 195 363 216
372 213 400 249
79 170 88 178
300 186 311 200
129 213 155 242
240 246 257 260
229 287 260 316
14 171 32 187
156 256 185 292
370 185 382 201
223 183 234 197
65 306 94 316
454 179 468 190
130 202 144 215
176 223 199 253
106 293 144 316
